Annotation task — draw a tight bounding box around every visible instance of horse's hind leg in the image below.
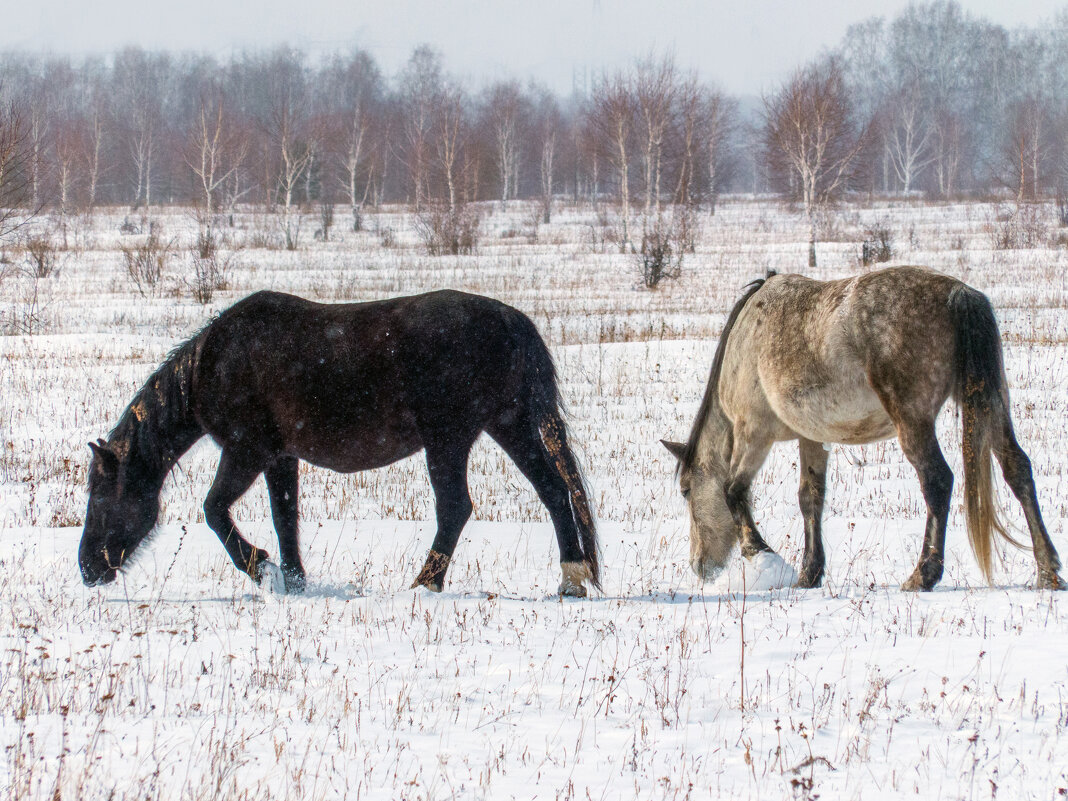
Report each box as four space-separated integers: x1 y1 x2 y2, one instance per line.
265 455 306 593
412 435 476 592
797 438 829 588
487 418 589 597
895 421 954 591
205 449 272 584
992 419 1064 589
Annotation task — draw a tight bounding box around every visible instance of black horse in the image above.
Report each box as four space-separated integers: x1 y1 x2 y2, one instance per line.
79 290 600 596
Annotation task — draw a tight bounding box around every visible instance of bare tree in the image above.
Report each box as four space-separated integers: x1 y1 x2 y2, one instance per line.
634 54 678 220
531 87 561 223
701 86 737 215
589 69 636 250
435 82 466 210
186 88 248 214
80 91 106 213
113 48 170 210
671 75 701 208
1003 97 1050 202
52 115 82 241
884 83 935 193
484 81 525 203
271 98 312 248
263 51 312 248
763 59 870 266
399 46 443 210
932 109 963 197
0 99 31 243
320 52 381 231
25 77 50 211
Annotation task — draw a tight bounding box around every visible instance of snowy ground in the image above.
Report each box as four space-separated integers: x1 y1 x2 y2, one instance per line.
2 200 1067 799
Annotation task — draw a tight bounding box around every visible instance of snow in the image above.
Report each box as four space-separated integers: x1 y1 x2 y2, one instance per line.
2 200 1068 799
257 560 287 595
711 549 801 593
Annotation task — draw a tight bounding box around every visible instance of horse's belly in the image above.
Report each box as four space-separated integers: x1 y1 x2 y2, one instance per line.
286 419 422 472
771 383 896 445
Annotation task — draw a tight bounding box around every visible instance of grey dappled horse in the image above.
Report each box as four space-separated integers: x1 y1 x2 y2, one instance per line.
664 266 1063 591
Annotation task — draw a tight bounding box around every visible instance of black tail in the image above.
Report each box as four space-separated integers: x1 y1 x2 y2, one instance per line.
948 284 1025 583
506 310 601 590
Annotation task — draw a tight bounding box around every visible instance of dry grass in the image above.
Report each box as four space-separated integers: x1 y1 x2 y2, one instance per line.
1 198 1067 799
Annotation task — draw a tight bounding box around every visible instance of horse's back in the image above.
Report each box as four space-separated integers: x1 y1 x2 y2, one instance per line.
193 289 538 470
726 267 966 444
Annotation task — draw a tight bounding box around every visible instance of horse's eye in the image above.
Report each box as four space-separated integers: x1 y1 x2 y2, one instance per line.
681 487 691 500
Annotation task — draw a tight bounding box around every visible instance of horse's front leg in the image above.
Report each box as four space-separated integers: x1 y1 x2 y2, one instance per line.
724 424 775 559
265 454 306 593
797 438 829 588
204 448 274 586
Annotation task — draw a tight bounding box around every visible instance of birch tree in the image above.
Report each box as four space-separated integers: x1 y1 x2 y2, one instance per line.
113 48 169 210
885 84 934 193
589 70 636 251
763 60 869 267
399 46 443 210
531 87 561 223
484 81 525 203
435 83 465 211
1004 97 1049 201
263 51 312 248
701 86 737 215
323 52 381 231
634 54 677 220
0 98 30 243
186 88 248 213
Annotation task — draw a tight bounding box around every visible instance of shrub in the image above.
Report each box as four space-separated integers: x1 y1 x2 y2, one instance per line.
187 227 238 304
989 204 1049 251
22 235 59 279
638 225 683 289
122 232 174 297
860 223 894 266
416 204 480 256
314 201 335 242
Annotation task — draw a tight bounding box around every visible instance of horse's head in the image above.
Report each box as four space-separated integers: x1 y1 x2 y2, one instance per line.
662 439 738 580
79 440 160 586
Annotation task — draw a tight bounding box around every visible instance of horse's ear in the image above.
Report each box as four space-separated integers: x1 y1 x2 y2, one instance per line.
661 440 686 462
88 440 118 477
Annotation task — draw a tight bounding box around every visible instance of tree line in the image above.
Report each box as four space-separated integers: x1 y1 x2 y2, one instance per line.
2 0 1068 239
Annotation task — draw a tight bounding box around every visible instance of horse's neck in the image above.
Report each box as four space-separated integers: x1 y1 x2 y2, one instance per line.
697 398 733 474
117 419 202 492
115 375 203 490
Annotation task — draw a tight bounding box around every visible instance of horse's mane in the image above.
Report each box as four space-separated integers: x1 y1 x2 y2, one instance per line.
100 330 205 488
680 275 771 474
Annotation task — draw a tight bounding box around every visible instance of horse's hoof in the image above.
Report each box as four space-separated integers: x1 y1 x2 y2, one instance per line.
411 579 443 593
558 581 587 598
283 570 307 594
1037 571 1066 591
411 551 450 593
901 570 924 591
558 561 592 598
257 561 286 594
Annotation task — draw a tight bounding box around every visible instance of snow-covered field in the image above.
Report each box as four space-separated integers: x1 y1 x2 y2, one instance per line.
2 200 1067 799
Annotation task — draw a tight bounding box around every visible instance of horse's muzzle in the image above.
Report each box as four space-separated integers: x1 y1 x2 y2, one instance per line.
80 564 118 587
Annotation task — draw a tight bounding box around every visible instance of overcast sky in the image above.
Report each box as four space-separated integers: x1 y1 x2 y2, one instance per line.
4 0 1066 95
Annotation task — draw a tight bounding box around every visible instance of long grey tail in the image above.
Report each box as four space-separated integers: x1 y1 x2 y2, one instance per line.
948 284 1025 583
